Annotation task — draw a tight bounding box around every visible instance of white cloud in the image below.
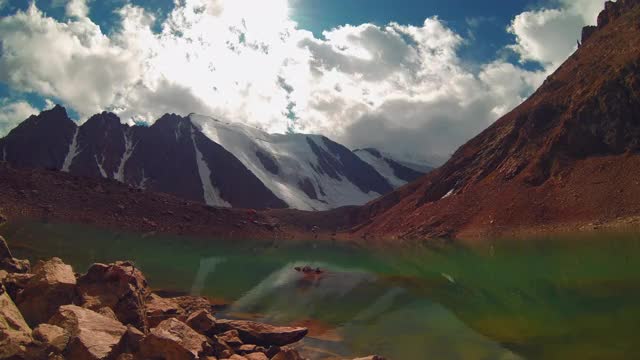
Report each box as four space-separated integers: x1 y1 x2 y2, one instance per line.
0 100 40 136
66 0 89 18
508 0 603 68
0 0 595 159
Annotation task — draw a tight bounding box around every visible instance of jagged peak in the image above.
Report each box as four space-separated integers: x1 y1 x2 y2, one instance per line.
582 0 640 42
84 111 122 127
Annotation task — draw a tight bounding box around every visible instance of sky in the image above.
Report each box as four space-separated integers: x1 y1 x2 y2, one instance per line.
0 0 606 162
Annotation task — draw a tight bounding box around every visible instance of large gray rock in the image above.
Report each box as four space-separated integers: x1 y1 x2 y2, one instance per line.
215 320 308 347
49 305 127 360
139 318 212 360
0 289 33 359
77 262 150 332
17 257 77 326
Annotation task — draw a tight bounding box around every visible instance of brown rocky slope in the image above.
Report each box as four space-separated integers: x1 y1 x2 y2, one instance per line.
347 0 640 242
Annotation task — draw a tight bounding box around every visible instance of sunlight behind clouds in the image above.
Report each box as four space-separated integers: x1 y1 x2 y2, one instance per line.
0 0 596 158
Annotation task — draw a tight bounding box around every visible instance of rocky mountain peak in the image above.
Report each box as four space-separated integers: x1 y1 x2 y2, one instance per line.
582 0 640 42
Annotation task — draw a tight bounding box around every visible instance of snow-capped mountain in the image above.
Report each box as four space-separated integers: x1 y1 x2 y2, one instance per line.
353 148 433 188
0 106 430 210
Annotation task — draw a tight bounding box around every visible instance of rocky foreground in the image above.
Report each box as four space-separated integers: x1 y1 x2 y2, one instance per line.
0 237 383 360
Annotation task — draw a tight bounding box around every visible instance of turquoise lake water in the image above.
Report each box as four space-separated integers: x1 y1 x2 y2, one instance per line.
2 221 640 360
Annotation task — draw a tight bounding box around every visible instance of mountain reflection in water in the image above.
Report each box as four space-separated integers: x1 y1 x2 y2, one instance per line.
3 221 639 360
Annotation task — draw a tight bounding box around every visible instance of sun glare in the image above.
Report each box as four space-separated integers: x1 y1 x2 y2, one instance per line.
220 0 291 36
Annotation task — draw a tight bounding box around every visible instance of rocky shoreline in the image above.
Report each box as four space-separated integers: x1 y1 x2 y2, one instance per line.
0 236 383 360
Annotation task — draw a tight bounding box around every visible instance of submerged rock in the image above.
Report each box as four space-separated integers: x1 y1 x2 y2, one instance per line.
77 262 149 332
0 289 33 359
49 305 127 360
215 320 308 347
139 318 212 360
17 257 77 326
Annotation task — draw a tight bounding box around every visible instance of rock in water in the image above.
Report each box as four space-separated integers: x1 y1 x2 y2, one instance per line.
0 236 30 274
139 318 212 360
49 305 127 360
17 257 77 326
77 262 150 332
0 289 33 359
215 320 308 347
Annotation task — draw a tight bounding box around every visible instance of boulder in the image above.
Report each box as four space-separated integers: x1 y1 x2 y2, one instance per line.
77 262 149 332
0 289 33 359
214 320 308 347
2 272 33 302
227 355 248 360
244 353 269 360
17 257 77 326
145 293 184 328
172 295 214 315
217 329 243 347
118 325 145 354
186 309 217 335
271 347 305 360
0 235 30 274
236 344 257 354
49 305 127 360
32 323 69 354
139 318 212 360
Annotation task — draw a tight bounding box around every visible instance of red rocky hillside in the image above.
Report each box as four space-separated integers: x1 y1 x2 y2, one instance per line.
348 0 640 241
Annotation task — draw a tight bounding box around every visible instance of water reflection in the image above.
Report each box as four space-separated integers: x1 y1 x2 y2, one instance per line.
2 221 639 359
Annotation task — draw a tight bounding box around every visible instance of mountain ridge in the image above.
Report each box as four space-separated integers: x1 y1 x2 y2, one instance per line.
0 107 428 211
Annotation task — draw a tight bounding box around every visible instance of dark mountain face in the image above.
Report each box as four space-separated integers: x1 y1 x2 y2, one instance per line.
0 111 285 209
0 105 76 170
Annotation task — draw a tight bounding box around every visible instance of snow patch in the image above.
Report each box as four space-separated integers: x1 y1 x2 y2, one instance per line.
441 189 455 199
62 128 80 172
95 155 107 178
138 169 149 190
114 130 135 182
191 126 230 208
190 114 381 210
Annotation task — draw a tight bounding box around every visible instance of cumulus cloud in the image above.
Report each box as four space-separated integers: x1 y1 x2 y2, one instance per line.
508 0 603 68
0 100 40 135
65 0 90 18
0 0 596 159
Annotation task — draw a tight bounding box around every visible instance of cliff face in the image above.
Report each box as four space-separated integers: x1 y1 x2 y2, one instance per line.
350 0 640 241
